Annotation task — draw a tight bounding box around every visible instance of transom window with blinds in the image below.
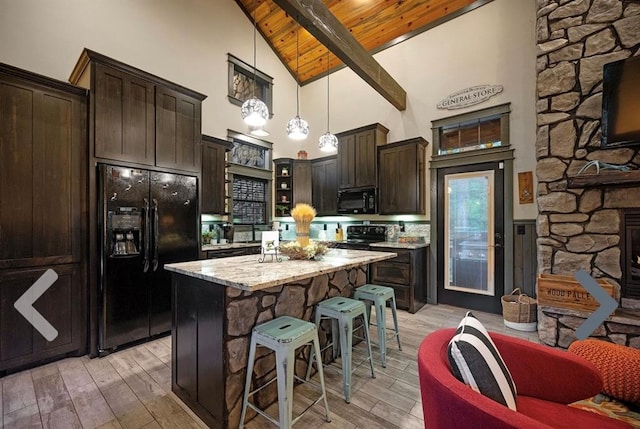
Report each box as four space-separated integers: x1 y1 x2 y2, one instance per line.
439 115 502 155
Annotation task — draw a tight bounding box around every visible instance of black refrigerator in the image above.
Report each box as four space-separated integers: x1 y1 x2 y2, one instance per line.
98 164 198 353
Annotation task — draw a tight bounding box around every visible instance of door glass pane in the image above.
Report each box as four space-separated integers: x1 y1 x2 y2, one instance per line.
444 170 495 295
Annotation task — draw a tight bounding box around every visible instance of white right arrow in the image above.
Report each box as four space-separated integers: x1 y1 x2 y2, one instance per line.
14 269 59 342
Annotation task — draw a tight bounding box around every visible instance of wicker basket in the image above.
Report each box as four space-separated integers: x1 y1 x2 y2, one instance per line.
501 288 537 331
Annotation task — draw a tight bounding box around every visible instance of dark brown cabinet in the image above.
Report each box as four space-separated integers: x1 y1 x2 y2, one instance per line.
156 85 202 172
336 123 388 190
292 160 312 205
172 275 224 428
0 63 87 371
201 135 231 215
94 63 155 165
0 265 83 371
337 133 356 189
71 49 206 173
370 246 428 313
311 156 338 215
378 137 428 215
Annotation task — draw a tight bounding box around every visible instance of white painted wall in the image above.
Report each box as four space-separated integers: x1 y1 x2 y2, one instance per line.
299 0 538 220
0 0 537 220
0 0 298 150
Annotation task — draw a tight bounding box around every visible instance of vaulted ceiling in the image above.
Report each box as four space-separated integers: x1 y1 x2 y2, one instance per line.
234 0 490 86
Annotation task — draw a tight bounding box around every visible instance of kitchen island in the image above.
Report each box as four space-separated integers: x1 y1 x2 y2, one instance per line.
165 248 396 429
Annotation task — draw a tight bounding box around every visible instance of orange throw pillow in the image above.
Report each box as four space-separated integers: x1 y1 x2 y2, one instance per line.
569 339 640 404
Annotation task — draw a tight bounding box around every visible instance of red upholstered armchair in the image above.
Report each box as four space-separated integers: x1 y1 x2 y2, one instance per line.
418 329 632 429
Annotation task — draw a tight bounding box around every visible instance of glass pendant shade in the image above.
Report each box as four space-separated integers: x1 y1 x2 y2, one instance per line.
286 116 309 140
318 132 338 152
241 96 269 127
248 124 269 137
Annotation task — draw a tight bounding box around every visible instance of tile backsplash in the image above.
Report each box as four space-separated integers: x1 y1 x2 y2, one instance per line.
278 221 430 242
202 219 431 243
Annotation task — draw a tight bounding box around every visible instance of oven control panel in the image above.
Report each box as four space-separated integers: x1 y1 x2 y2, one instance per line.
346 224 390 242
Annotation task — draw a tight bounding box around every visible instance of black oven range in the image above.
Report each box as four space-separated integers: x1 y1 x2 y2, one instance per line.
333 225 389 250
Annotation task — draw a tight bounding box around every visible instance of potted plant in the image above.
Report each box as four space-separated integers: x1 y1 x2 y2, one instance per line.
275 204 289 216
202 230 213 244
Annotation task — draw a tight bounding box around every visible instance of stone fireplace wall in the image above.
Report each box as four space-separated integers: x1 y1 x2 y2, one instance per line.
535 0 640 346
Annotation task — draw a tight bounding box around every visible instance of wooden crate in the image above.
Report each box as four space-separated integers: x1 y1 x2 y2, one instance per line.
536 274 617 312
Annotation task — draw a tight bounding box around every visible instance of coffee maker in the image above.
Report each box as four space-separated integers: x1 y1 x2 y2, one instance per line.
108 207 142 257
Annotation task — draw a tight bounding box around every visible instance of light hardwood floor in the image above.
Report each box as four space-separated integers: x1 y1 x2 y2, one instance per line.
0 304 539 429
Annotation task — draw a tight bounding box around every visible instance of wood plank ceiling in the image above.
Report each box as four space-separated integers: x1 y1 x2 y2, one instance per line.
234 0 490 85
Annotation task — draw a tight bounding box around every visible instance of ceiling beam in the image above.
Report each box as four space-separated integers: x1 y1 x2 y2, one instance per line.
271 0 407 111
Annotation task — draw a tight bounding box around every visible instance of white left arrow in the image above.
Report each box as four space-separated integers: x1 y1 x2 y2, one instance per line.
14 268 59 341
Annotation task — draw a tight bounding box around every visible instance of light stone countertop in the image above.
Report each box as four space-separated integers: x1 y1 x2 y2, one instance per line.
165 248 397 292
369 241 430 250
202 242 261 251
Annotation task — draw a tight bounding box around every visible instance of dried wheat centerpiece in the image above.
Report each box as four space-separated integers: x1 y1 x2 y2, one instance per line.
291 203 316 247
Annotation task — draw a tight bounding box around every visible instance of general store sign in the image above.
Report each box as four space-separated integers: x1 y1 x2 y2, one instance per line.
436 84 503 110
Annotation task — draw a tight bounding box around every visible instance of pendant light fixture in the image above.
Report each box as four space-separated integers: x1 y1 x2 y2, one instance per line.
318 50 338 152
248 125 269 137
286 23 309 140
241 0 269 127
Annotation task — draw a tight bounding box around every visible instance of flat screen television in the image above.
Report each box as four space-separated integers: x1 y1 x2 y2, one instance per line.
601 55 640 149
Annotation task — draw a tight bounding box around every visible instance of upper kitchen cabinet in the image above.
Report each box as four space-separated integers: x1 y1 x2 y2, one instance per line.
69 49 206 173
292 160 312 206
378 137 428 215
93 63 155 165
311 156 338 216
201 135 232 215
156 85 202 172
0 64 87 269
336 123 388 190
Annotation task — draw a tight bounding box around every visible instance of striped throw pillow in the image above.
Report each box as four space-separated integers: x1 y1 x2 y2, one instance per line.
447 311 518 410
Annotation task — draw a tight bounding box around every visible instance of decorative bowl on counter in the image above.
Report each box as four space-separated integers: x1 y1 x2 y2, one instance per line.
279 241 328 260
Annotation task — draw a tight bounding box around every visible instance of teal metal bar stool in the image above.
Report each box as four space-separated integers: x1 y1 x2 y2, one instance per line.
353 284 402 368
307 296 376 403
239 316 331 429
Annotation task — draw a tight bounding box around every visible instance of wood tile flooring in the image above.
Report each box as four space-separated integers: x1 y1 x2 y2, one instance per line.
0 304 539 429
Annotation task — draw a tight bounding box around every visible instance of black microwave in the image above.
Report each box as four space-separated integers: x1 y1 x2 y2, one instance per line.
337 188 377 214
